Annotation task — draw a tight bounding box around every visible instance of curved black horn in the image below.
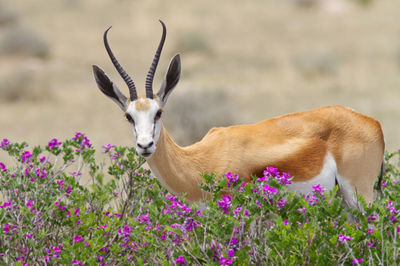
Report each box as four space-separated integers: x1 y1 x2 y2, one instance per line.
104 26 138 101
145 20 167 99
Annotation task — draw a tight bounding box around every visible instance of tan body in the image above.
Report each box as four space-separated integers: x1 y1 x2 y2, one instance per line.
93 21 385 208
147 105 384 204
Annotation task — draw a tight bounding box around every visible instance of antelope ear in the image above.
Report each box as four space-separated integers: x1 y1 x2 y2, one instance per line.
156 54 181 107
93 65 128 111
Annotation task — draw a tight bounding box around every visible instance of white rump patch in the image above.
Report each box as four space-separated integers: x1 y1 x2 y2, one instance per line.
287 153 337 195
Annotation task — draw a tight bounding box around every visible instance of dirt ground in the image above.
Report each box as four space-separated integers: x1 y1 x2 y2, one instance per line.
0 0 399 166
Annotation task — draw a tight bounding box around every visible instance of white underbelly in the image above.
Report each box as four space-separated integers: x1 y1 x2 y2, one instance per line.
287 153 337 194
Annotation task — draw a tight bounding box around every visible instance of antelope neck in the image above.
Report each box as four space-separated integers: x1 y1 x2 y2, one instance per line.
146 125 209 202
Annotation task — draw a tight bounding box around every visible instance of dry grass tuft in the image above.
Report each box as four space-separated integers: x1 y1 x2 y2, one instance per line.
0 1 19 26
0 68 52 102
174 31 213 56
163 89 236 146
0 26 50 58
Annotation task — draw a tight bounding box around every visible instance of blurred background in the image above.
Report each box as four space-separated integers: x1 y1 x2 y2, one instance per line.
0 0 399 164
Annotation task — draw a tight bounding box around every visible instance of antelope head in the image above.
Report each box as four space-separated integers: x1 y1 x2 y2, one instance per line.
92 20 181 157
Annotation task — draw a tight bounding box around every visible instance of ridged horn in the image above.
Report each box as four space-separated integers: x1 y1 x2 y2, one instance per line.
145 20 167 99
104 26 138 101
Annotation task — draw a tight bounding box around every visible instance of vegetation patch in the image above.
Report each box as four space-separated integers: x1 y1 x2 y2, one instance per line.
0 26 50 58
0 135 399 265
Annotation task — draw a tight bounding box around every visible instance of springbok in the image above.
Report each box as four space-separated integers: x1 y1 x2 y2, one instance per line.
93 21 385 208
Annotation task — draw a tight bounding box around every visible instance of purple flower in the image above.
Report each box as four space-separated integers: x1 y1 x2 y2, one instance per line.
312 184 325 194
352 258 363 265
0 162 6 172
331 221 338 229
277 172 292 185
283 220 289 226
35 168 47 178
219 257 233 265
264 166 279 177
0 200 12 209
263 184 278 196
233 205 242 216
217 195 232 214
338 234 353 243
102 144 115 153
238 182 248 192
230 238 238 245
21 151 32 163
98 256 104 262
57 180 64 190
0 138 10 150
175 255 186 265
70 172 82 177
73 133 92 151
39 156 46 163
74 235 84 243
138 215 149 222
367 213 378 222
118 225 132 237
3 223 10 234
82 136 91 148
73 132 83 141
111 153 120 160
26 233 33 238
276 200 288 210
225 172 239 187
161 232 166 240
306 194 320 206
66 186 72 194
48 138 62 150
228 249 235 257
54 200 66 210
386 201 399 214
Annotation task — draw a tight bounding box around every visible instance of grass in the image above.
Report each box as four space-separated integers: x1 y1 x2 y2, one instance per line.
0 135 399 265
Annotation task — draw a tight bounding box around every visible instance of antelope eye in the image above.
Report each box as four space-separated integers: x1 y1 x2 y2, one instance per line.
155 110 163 121
125 113 134 124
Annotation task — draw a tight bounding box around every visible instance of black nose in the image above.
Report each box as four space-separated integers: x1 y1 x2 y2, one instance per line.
137 141 154 149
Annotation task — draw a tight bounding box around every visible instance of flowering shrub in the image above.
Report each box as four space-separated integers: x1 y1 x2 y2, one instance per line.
0 134 399 265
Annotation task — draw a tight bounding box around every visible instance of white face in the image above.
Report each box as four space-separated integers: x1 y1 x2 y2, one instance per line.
125 97 163 158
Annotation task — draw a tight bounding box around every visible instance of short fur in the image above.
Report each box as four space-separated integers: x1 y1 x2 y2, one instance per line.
135 98 151 111
94 22 385 206
147 105 385 203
